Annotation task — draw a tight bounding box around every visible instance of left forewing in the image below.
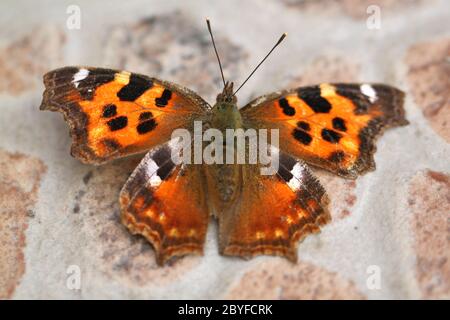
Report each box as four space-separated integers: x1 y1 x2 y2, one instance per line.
40 66 210 164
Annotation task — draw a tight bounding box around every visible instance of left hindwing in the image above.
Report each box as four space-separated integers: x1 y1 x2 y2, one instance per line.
241 83 408 178
40 67 210 164
120 138 209 265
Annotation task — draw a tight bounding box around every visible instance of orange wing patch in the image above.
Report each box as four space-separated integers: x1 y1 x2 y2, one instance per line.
241 83 407 178
40 67 209 164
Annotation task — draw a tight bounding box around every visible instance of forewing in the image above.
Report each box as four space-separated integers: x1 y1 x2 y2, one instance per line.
40 66 210 164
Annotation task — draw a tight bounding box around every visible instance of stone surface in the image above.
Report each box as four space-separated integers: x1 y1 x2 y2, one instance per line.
0 150 46 299
0 25 64 95
282 0 428 19
103 11 248 103
225 260 366 299
0 0 449 299
408 170 450 299
405 38 450 142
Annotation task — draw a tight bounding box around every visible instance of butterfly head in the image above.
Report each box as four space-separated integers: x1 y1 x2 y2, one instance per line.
216 81 237 104
212 81 242 129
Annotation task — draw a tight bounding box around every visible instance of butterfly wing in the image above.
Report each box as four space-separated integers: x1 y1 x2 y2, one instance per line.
241 83 408 178
41 67 210 164
120 138 209 265
219 149 330 260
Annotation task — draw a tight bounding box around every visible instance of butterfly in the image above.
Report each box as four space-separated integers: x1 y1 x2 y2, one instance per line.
40 20 408 265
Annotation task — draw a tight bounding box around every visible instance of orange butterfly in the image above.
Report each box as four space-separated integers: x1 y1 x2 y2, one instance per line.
40 20 407 265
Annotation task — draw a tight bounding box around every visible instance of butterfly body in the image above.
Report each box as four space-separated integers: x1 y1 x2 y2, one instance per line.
41 66 407 265
205 82 244 216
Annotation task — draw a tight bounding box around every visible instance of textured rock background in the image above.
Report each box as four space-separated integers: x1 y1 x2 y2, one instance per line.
0 0 449 299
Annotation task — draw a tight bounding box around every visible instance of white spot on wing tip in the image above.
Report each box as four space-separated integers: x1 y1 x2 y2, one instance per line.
72 68 89 88
361 84 377 103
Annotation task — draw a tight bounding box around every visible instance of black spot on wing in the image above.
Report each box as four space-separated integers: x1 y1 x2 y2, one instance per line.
297 121 310 131
107 116 128 131
298 86 332 113
332 117 347 132
155 89 172 107
139 112 153 121
137 111 157 134
321 128 342 143
277 152 298 183
137 119 157 134
293 129 312 145
277 165 293 183
156 160 175 181
150 145 177 181
152 146 171 166
102 104 117 118
117 74 153 101
279 98 296 116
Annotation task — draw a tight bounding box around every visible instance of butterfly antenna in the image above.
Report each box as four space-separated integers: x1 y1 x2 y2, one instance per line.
206 18 226 88
233 33 287 96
